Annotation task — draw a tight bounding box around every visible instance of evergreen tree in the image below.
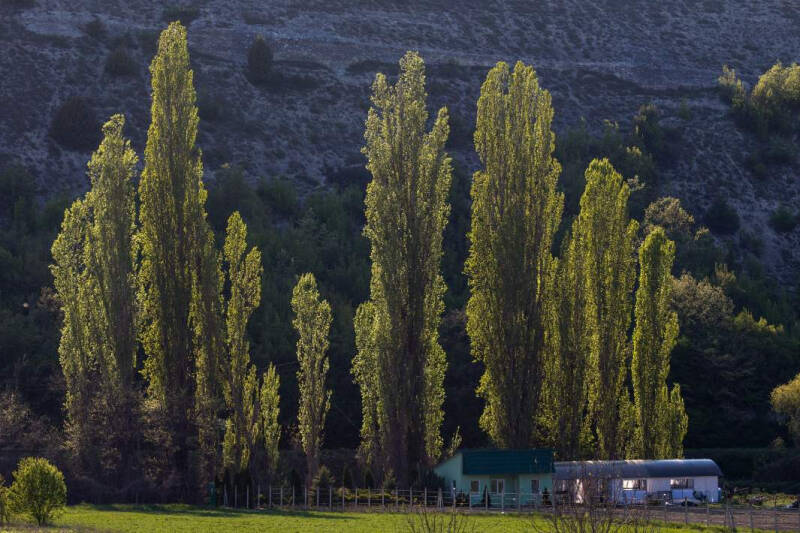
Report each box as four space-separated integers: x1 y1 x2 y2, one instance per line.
221 212 263 476
578 159 639 460
291 273 332 486
631 227 681 458
466 61 563 448
353 51 451 484
136 22 220 497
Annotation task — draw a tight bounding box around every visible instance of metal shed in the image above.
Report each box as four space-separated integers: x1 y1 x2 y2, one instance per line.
554 459 723 504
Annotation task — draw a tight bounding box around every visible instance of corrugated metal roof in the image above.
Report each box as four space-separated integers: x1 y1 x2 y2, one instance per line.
460 449 554 475
554 459 723 480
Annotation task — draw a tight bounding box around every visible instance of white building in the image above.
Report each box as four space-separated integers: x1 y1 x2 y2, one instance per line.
554 459 722 504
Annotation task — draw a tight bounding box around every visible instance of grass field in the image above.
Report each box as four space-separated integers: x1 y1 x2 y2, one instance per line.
0 504 755 532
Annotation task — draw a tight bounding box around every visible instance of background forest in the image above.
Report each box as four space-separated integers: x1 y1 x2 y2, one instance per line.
1 0 800 500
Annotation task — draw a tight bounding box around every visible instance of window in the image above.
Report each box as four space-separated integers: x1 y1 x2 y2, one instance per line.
670 478 694 489
531 479 540 493
470 480 479 493
622 479 647 490
490 479 505 494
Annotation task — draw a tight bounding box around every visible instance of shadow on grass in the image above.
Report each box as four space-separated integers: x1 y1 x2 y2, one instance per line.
75 504 352 520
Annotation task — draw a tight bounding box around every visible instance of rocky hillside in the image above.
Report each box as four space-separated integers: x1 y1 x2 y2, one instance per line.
1 0 799 280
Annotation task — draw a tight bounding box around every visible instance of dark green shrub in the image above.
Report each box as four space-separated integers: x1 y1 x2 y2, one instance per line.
257 178 298 218
744 151 769 179
247 35 273 85
769 206 798 233
704 197 740 235
763 136 796 164
83 17 105 40
162 4 200 25
49 96 100 151
105 47 137 77
197 93 223 122
311 465 335 490
9 457 66 526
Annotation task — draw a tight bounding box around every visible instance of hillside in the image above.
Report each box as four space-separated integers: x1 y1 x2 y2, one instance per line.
1 0 799 281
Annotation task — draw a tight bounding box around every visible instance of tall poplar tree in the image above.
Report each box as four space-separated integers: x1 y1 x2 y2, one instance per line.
53 114 139 481
83 114 139 479
292 273 332 486
136 22 219 495
260 364 281 478
52 199 93 469
544 235 590 460
579 159 639 460
631 227 684 459
221 212 263 476
353 51 451 485
466 61 563 448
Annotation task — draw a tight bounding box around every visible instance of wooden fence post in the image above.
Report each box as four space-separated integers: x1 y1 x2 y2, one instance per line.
257 484 260 509
329 487 332 510
368 488 371 508
342 486 345 510
268 485 272 508
247 485 250 509
280 486 283 507
235 485 238 508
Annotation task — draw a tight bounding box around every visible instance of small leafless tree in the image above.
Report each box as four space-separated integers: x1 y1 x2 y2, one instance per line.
532 465 661 533
405 505 477 533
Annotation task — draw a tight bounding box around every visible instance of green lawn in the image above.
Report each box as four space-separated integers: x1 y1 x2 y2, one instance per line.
0 504 741 532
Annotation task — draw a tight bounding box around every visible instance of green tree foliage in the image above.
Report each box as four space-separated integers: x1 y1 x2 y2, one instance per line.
750 62 800 131
136 21 220 496
566 159 638 460
466 61 563 448
717 65 747 112
644 197 723 279
247 35 273 85
291 273 332 485
260 363 281 477
51 115 140 482
9 457 66 526
221 212 263 476
353 51 451 484
0 475 10 525
772 373 800 445
51 199 93 465
631 227 685 458
671 271 797 448
718 62 800 135
544 232 590 460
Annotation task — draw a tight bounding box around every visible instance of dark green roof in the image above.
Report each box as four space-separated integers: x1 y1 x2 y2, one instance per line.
460 449 554 475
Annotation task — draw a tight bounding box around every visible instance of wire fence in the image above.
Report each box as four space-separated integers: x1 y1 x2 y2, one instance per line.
217 486 800 531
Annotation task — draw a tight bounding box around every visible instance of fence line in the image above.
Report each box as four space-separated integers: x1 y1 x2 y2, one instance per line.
214 485 800 531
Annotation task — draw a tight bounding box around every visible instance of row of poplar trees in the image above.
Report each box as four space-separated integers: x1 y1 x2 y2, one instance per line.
53 22 687 497
52 23 333 500
353 55 687 486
